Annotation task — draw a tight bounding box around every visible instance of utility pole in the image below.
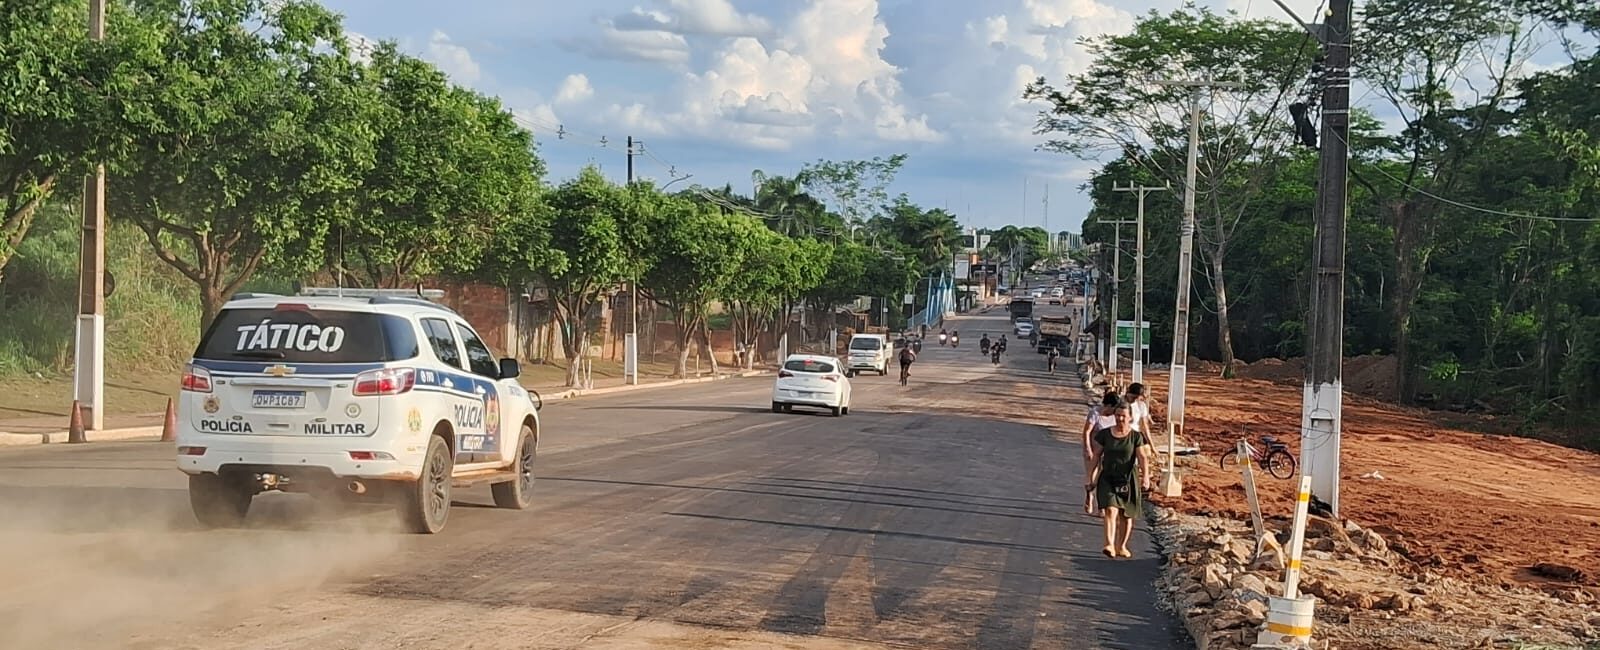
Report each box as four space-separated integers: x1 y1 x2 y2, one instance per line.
1301 0 1353 517
1154 78 1246 471
1110 219 1125 387
1113 183 1170 386
73 0 109 435
625 136 640 384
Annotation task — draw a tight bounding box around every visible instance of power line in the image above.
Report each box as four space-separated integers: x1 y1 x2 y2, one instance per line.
1333 130 1600 223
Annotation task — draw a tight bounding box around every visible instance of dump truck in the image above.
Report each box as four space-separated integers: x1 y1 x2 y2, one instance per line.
1036 315 1073 355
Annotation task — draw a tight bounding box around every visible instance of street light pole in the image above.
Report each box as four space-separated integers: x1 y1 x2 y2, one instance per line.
1153 78 1245 483
1113 183 1170 386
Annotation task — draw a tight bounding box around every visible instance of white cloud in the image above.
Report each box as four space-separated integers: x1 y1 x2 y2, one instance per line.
425 30 482 85
613 0 772 36
929 0 1139 149
663 0 941 149
590 23 692 64
554 73 594 104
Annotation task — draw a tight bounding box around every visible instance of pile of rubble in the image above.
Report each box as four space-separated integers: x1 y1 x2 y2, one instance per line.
1151 507 1600 649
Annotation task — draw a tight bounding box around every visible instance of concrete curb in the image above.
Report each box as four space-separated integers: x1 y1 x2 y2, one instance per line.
0 370 772 447
544 369 771 401
1 425 165 447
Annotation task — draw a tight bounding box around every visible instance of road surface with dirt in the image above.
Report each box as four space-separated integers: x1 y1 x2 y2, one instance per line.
0 311 1184 650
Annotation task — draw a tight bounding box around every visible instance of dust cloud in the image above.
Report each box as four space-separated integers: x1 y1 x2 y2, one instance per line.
0 488 405 649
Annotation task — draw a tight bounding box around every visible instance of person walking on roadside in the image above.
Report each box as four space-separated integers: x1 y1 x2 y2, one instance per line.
1088 399 1154 558
1124 382 1156 443
1080 391 1121 509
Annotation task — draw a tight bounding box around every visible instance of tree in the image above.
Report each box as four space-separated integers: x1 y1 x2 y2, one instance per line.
640 199 756 378
796 155 908 234
1024 6 1313 374
1358 0 1549 401
334 44 544 288
750 171 836 238
538 168 639 387
721 229 829 369
0 0 139 282
110 0 377 331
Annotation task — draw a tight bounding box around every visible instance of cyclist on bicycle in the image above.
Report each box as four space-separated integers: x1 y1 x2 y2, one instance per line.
898 344 917 380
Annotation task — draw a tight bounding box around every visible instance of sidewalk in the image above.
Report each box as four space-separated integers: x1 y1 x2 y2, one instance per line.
0 366 772 446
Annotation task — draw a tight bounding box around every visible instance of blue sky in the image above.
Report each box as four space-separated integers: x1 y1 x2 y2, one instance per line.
320 0 1589 232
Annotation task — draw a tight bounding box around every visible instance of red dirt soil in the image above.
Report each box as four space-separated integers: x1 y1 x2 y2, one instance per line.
1139 368 1600 591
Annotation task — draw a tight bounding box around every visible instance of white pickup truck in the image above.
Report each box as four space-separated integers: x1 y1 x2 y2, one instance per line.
844 333 890 377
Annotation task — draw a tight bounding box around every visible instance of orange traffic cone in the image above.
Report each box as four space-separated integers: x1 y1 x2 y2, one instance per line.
161 398 177 442
67 400 87 444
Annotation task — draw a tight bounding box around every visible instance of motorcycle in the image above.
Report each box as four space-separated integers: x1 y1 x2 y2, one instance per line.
990 348 1001 365
939 333 948 346
951 334 960 348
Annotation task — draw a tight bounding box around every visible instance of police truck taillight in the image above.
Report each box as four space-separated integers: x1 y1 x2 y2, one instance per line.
353 368 415 396
181 365 213 393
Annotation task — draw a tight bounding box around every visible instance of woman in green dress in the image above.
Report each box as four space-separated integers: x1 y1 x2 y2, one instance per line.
1088 402 1154 558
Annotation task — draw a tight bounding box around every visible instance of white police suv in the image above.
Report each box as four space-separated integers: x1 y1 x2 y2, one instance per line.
175 288 542 533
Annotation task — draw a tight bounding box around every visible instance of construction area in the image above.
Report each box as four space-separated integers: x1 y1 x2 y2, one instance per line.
1105 360 1600 649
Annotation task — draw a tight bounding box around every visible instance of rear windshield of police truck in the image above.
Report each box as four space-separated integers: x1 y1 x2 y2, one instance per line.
194 308 421 363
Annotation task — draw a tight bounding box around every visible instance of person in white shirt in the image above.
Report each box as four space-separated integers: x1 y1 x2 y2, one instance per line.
1124 382 1155 438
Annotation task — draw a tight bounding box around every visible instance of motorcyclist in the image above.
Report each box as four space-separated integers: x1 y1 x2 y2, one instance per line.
990 346 1001 365
951 331 960 347
997 335 1008 354
1047 346 1060 373
980 334 992 354
939 328 948 346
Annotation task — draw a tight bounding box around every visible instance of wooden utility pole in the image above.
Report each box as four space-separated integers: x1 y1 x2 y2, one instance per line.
1301 0 1353 516
73 0 108 435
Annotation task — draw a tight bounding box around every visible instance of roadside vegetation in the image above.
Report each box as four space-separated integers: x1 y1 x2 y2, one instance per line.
1029 3 1600 437
0 0 970 387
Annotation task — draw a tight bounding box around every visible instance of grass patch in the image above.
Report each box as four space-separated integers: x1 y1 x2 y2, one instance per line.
0 202 202 377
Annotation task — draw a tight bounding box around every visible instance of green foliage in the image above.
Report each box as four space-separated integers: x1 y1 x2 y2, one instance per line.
796 155 907 230
0 201 199 374
1057 0 1600 440
336 44 544 287
108 0 378 330
0 0 148 281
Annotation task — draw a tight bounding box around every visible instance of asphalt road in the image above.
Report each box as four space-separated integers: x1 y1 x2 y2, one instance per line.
0 311 1182 650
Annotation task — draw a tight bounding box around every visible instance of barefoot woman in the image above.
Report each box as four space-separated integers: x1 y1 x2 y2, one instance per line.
1088 401 1154 557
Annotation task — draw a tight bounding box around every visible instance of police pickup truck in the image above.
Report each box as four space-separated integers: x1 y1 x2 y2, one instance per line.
174 288 542 533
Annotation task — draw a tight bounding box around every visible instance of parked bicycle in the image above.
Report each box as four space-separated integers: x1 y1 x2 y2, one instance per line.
1220 435 1297 479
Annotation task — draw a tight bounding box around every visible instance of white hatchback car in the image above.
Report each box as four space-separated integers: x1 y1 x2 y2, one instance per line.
771 354 852 416
174 288 542 534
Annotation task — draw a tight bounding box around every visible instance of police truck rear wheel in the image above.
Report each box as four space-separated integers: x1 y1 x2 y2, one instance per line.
399 435 453 534
189 473 251 528
491 424 537 509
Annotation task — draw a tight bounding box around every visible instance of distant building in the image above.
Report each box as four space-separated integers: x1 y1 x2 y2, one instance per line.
1059 231 1084 252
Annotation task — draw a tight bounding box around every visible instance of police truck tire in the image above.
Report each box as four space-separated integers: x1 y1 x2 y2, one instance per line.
491 424 537 510
399 435 453 534
189 473 251 528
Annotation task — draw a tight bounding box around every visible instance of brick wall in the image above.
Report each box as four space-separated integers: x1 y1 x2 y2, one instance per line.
434 280 513 356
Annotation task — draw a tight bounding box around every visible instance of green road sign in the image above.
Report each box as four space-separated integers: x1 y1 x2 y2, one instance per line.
1115 320 1151 349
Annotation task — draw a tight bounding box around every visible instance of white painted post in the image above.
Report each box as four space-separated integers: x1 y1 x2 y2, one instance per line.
1283 475 1313 599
